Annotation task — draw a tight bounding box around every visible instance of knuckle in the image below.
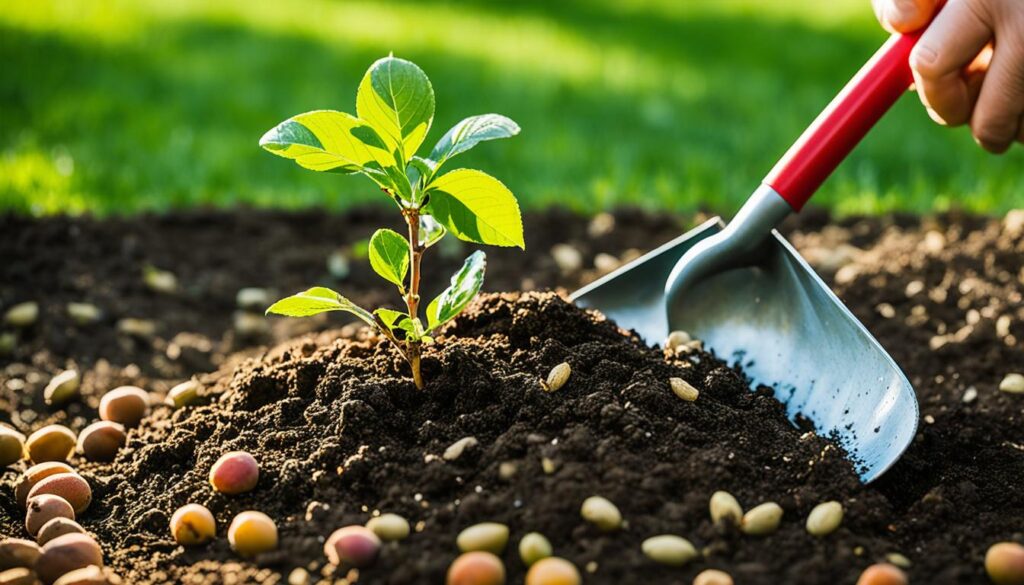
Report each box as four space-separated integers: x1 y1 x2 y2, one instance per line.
909 44 942 78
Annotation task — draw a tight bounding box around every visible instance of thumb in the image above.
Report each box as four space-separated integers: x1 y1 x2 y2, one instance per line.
872 0 939 33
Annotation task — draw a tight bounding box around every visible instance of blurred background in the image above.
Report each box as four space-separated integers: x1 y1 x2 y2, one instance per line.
2 0 1022 217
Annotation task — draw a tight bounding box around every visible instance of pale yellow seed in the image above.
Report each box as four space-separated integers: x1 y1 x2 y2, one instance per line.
641 535 697 567
580 496 622 532
709 491 743 525
518 532 553 566
665 330 692 350
545 363 571 392
741 502 783 536
366 513 409 542
670 377 699 402
885 553 912 569
456 523 509 554
806 501 843 536
999 373 1024 394
166 380 201 408
43 370 80 407
4 302 38 328
694 569 734 585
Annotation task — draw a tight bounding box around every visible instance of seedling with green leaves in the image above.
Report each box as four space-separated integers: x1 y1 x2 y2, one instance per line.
261 55 523 389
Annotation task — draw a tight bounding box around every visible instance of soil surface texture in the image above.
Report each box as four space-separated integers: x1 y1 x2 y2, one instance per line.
1 208 1022 585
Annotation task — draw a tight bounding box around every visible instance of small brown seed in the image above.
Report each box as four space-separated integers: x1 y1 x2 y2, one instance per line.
27 473 91 515
170 504 216 546
227 511 277 556
0 426 25 467
805 501 843 536
25 425 76 464
670 377 699 401
365 513 410 542
165 380 201 408
580 496 622 532
457 523 509 554
709 491 743 525
43 370 80 407
0 538 42 570
25 494 75 537
693 569 734 585
855 563 908 585
36 517 86 546
986 542 1024 585
641 535 697 567
16 462 74 507
37 533 103 584
53 565 123 585
544 363 571 392
0 567 36 585
99 386 150 427
77 422 126 463
741 502 783 536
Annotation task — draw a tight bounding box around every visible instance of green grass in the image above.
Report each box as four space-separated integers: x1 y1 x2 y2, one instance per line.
2 0 1021 216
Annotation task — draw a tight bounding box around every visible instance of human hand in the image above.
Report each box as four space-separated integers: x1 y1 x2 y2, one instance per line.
872 0 1024 152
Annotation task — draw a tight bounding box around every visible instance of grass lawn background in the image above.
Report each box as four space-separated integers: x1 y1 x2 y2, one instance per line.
2 0 1022 217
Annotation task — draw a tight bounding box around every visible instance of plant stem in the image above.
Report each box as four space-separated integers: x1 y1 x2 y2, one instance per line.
404 207 426 389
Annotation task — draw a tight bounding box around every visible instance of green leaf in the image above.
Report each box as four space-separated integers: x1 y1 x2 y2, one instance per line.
425 169 524 249
429 114 520 164
426 250 486 331
356 56 434 162
418 214 447 248
259 110 394 173
374 308 408 328
368 229 409 288
266 287 375 327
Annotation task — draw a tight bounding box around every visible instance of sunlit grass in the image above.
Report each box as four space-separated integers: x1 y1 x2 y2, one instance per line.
2 0 1021 217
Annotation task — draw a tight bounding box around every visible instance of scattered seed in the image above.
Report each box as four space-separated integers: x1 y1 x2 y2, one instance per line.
670 377 699 401
518 532 552 567
227 511 277 557
986 542 1024 585
587 212 616 238
144 267 178 294
52 565 122 585
43 370 80 407
641 535 697 567
324 525 381 568
15 462 75 507
855 563 907 585
498 461 517 481
741 502 783 536
541 457 557 475
287 568 310 585
693 569 734 585
170 504 216 546
77 421 126 463
236 288 271 310
0 333 14 356
25 494 74 537
665 330 692 350
525 557 581 585
209 451 259 495
99 386 150 427
551 244 583 274
806 501 843 536
27 473 91 515
366 513 410 542
66 303 101 326
25 425 76 464
0 427 25 467
166 379 201 409
544 363 571 392
457 523 509 554
999 373 1024 394
0 539 41 570
4 302 38 329
580 496 622 532
884 553 911 569
36 533 103 585
446 551 505 585
444 437 479 461
0 568 35 585
593 253 620 275
36 517 86 546
116 318 156 339
963 386 978 403
709 491 743 525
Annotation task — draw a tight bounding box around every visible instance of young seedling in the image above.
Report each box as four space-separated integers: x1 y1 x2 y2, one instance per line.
261 55 523 389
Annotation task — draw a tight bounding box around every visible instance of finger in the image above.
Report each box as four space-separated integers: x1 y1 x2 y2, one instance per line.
910 0 993 126
873 0 941 33
970 40 1024 153
1018 114 1024 144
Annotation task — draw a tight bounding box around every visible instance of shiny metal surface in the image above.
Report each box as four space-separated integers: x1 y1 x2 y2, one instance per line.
571 186 918 483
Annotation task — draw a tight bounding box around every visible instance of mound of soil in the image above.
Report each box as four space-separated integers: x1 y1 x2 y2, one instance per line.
1 208 1022 584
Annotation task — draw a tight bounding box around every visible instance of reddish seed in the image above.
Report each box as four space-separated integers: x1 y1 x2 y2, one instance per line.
525 557 581 585
36 533 103 585
27 473 91 515
76 421 126 462
324 525 381 568
36 517 86 546
209 451 259 495
15 462 74 508
25 495 75 537
855 563 908 585
99 386 150 427
446 551 506 585
986 542 1024 585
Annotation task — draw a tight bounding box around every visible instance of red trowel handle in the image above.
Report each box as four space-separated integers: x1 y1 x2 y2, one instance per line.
763 25 934 211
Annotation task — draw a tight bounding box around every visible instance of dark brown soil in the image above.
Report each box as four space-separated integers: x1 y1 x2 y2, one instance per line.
1 208 1022 584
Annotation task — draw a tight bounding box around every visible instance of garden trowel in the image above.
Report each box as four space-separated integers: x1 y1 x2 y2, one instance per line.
572 26 937 482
